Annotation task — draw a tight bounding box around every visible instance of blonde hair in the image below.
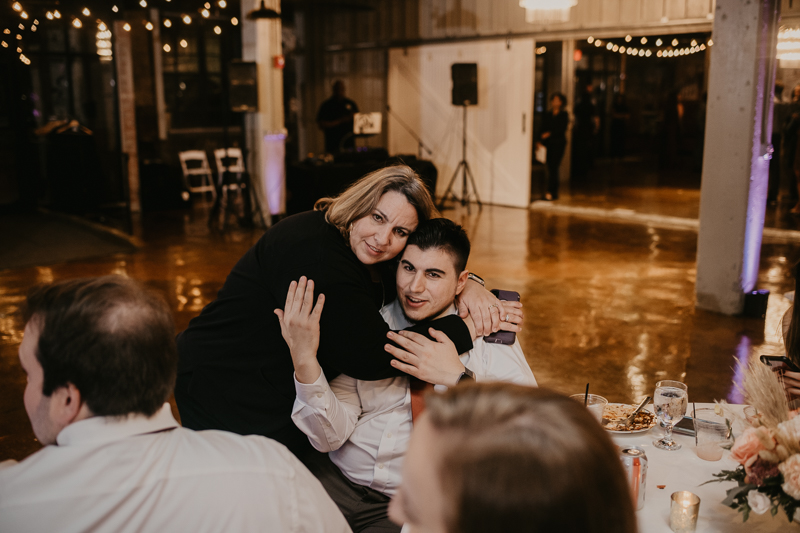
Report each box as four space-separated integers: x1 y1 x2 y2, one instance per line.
314 165 438 238
425 384 637 533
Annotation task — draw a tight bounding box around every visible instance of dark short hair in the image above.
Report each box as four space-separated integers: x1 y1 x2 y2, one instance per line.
551 92 567 106
23 276 177 417
426 384 637 533
406 218 470 273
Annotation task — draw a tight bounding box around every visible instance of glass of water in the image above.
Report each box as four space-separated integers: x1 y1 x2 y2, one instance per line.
653 380 688 451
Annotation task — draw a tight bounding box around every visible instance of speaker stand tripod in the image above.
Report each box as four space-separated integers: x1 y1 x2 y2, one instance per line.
438 105 482 212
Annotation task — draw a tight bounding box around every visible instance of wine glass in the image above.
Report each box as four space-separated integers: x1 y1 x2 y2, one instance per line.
652 380 688 451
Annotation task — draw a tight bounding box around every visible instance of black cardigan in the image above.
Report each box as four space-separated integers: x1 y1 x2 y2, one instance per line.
176 210 472 453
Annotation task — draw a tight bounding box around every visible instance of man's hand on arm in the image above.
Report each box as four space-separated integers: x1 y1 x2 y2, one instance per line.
274 277 325 384
384 329 465 387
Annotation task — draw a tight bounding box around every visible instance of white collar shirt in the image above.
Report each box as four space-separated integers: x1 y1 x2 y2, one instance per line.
292 300 536 496
0 404 350 533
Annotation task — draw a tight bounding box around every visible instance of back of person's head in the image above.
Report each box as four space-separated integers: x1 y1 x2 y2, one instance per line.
406 218 470 273
23 276 177 417
315 164 438 238
425 384 637 533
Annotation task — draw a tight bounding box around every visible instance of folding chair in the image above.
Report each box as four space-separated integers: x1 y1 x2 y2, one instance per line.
212 148 253 228
178 150 217 200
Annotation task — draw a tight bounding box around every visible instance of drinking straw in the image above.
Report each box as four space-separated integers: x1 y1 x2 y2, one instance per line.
692 402 698 446
584 383 590 406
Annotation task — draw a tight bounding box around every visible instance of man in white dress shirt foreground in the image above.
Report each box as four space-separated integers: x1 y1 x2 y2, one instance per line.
276 219 536 532
0 276 350 533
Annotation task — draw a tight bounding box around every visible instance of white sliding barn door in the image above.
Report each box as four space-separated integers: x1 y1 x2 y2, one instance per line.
388 39 534 208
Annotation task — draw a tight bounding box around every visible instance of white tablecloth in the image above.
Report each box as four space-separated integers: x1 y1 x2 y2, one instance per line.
611 403 793 532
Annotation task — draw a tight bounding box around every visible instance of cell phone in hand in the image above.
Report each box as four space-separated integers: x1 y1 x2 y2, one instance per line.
760 355 800 373
484 289 520 346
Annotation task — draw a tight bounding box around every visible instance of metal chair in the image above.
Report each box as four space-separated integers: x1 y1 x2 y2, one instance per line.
178 150 217 200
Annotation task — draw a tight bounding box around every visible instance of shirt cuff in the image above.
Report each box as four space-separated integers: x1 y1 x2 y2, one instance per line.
294 370 332 407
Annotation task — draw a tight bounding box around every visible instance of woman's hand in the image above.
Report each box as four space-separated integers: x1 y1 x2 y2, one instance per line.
456 280 525 337
385 329 465 387
782 370 800 400
274 276 325 384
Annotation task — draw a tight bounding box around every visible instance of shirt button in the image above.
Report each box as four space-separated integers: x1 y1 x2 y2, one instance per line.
386 432 393 438
316 393 323 398
325 423 331 428
377 463 384 469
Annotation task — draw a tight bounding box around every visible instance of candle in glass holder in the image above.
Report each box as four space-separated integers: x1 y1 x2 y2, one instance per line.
669 491 700 532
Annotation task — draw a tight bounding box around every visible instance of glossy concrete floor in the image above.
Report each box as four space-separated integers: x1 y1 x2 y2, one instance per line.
1 201 798 462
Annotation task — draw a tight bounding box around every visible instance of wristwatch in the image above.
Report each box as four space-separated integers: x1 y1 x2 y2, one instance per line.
467 273 485 287
456 367 476 385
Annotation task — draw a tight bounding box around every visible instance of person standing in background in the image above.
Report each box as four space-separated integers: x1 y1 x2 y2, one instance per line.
317 80 359 154
537 93 569 201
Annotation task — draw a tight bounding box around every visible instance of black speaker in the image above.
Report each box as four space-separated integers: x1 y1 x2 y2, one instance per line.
451 63 478 106
229 61 258 112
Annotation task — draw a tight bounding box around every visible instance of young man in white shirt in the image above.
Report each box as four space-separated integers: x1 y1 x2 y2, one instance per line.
276 218 536 532
0 276 350 533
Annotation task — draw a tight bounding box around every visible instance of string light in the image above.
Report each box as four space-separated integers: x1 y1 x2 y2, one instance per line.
1 41 6 48
214 25 222 34
72 18 82 29
33 19 38 25
123 23 131 31
20 11 28 19
672 38 678 46
205 2 211 8
219 0 227 7
594 39 602 47
656 38 662 46
16 34 21 40
231 17 238 25
619 46 625 54
625 35 632 42
54 10 61 19
98 22 107 31
46 11 54 20
12 3 22 12
708 39 713 46
112 6 119 13
140 0 148 7
183 15 192 24
587 36 594 43
180 39 188 48
82 8 90 16
612 44 618 52
690 39 697 46
17 46 21 52
4 29 9 34
640 37 647 44
163 43 171 52
145 21 154 30
30 24 36 31
606 42 612 50
164 19 172 28
201 9 210 18
18 24 23 30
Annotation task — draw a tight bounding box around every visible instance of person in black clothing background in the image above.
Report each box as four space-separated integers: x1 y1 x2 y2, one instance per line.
538 93 569 201
317 80 359 153
174 165 518 461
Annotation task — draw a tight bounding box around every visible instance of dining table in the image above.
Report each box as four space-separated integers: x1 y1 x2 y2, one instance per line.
610 403 795 532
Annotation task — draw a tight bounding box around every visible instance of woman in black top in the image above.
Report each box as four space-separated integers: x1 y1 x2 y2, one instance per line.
538 93 570 201
174 165 516 457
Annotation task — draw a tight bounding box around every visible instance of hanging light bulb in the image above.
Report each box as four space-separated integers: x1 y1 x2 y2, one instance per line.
625 35 632 42
690 39 697 46
612 44 619 52
587 36 594 44
1 41 6 48
164 19 172 28
231 17 238 25
606 42 613 50
657 50 662 57
145 21 154 30
123 23 131 31
619 46 625 54
214 25 222 34
656 38 662 46
708 39 713 46
20 11 28 19
205 2 211 8
54 10 62 19
645 50 651 57
72 18 83 29
180 39 188 48
183 15 192 24
201 9 210 18
82 8 90 16
12 3 22 12
640 37 647 44
672 38 678 46
140 0 148 7
112 6 119 13
163 43 171 52
219 0 227 7
46 11 54 20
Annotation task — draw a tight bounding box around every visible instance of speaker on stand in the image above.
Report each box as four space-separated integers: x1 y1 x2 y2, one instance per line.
438 63 482 212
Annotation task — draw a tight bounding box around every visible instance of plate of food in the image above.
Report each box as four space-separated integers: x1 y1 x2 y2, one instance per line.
602 403 657 433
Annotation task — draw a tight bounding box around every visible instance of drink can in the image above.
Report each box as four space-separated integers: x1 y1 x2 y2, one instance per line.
619 445 647 510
